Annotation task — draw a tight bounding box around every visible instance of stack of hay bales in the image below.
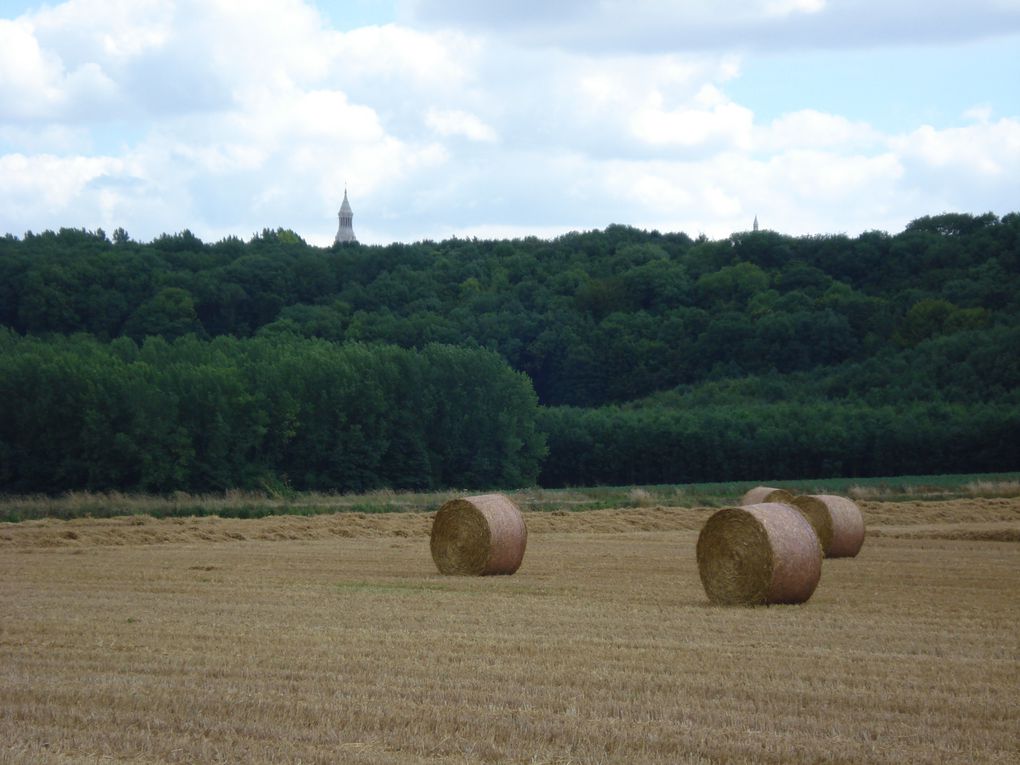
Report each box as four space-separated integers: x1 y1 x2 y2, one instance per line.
738 487 865 559
430 493 527 575
788 494 865 558
426 485 865 608
695 485 867 605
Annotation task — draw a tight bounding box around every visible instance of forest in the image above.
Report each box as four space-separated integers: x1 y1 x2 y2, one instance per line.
1 211 1018 493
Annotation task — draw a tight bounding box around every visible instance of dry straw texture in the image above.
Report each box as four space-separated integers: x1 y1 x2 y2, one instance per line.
789 495 834 554
792 494 865 558
740 486 796 505
430 493 527 575
4 497 1018 551
696 503 822 606
3 510 1020 764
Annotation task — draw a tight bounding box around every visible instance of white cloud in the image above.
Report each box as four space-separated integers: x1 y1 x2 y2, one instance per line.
459 48 748 162
0 123 90 153
0 0 466 242
757 110 882 152
630 85 754 151
893 118 1020 178
0 0 1018 245
963 105 995 123
0 152 124 222
764 0 826 15
401 0 1020 52
28 0 173 62
587 145 907 238
0 19 68 119
769 149 904 199
425 108 497 142
332 24 476 89
236 87 386 145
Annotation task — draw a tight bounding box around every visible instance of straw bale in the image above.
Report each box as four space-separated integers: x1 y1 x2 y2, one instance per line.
792 494 865 558
740 486 796 505
788 495 834 554
696 503 822 606
430 493 527 575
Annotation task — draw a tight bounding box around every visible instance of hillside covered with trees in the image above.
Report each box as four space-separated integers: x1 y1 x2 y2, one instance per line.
1 212 1018 493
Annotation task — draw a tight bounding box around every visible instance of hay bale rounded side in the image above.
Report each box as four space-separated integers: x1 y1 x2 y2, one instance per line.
793 494 865 558
430 493 527 576
696 503 822 606
740 485 796 505
789 495 835 554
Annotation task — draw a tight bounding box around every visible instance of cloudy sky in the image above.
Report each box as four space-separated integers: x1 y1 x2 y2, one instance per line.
1 0 1018 245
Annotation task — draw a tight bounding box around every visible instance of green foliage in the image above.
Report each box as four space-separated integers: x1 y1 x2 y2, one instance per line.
6 212 1017 408
537 400 1020 487
695 261 769 307
1 211 1018 492
0 334 545 493
896 298 989 346
123 287 205 342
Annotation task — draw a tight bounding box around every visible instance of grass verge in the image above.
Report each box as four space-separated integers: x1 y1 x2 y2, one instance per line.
2 471 1018 523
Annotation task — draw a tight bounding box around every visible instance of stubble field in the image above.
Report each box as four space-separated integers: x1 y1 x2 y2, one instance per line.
2 498 1018 764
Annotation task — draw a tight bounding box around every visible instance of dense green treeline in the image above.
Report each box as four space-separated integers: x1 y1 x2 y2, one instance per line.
539 399 1020 487
0 331 545 493
3 213 1017 408
537 323 1020 486
1 211 1018 493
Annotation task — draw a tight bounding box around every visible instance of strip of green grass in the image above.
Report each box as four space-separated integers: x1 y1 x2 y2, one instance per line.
1 472 1018 523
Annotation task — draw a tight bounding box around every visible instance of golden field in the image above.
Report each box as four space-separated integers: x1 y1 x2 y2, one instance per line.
2 498 1018 764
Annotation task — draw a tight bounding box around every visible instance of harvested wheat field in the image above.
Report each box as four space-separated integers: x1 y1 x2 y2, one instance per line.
2 498 1019 764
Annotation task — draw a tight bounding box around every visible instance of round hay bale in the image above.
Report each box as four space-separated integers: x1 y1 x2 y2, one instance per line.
740 485 796 505
791 494 865 558
696 503 822 606
430 493 527 576
787 495 834 554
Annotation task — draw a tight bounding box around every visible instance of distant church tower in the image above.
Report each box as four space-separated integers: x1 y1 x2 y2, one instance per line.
753 215 759 232
334 188 357 244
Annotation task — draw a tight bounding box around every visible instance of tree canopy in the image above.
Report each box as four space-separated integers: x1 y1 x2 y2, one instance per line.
1 212 1017 492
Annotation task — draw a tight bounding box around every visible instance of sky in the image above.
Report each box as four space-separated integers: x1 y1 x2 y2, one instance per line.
1 0 1018 246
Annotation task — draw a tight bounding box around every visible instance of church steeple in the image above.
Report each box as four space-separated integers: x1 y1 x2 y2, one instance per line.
334 188 357 244
753 215 759 232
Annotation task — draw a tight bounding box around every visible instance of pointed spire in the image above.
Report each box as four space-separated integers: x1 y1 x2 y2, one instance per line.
335 187 357 244
753 215 759 232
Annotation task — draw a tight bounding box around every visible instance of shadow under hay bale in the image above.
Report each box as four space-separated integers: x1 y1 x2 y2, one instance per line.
696 503 822 606
430 493 527 576
740 486 796 505
791 494 865 558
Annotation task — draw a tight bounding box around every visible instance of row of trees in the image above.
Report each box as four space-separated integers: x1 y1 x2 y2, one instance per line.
537 322 1020 486
2 213 1017 407
539 401 1020 487
0 331 545 493
4 327 1013 494
1 212 1017 493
